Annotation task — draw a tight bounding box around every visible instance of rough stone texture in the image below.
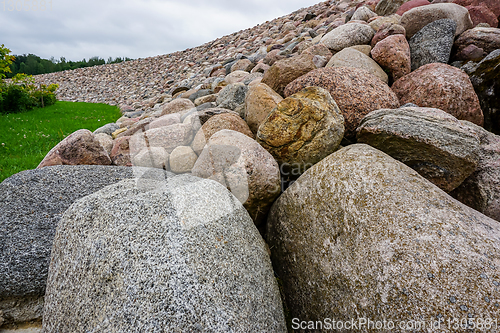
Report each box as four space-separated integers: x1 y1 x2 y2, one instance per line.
368 14 402 31
357 107 480 192
244 83 283 134
132 147 169 170
110 136 132 166
326 47 388 83
284 67 400 139
261 53 317 97
0 166 134 327
263 49 285 66
453 0 500 21
224 70 250 84
161 98 195 116
466 4 499 28
93 123 119 136
191 113 254 154
320 23 375 52
375 0 409 16
301 43 333 59
370 23 406 47
267 144 500 331
409 19 457 70
463 49 500 135
148 113 182 130
192 130 281 226
37 129 112 168
215 83 248 117
396 0 430 15
94 133 113 155
392 63 484 126
194 93 218 106
169 146 198 173
400 3 473 38
450 121 500 221
256 86 344 174
351 6 378 21
453 27 500 61
371 34 411 81
231 59 254 72
115 117 156 139
42 175 286 332
190 108 241 126
139 123 194 154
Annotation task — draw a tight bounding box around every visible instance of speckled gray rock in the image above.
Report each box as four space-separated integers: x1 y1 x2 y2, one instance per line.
267 144 500 331
42 175 286 333
320 23 375 52
93 122 120 136
409 19 457 70
357 107 480 192
0 166 134 327
451 121 500 222
216 83 248 117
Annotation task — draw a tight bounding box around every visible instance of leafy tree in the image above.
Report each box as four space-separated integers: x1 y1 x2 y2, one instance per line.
0 44 15 79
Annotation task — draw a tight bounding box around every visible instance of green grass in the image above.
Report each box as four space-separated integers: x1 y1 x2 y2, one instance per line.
0 101 122 182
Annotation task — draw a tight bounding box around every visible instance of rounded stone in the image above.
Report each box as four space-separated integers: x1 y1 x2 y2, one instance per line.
169 146 198 173
320 23 375 52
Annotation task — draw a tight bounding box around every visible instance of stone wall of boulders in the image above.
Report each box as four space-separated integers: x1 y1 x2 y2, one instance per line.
2 0 500 331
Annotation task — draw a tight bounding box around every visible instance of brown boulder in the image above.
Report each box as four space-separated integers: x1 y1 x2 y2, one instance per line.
37 129 112 168
284 67 400 139
453 0 500 17
161 98 195 116
244 83 283 134
466 4 498 28
110 136 132 167
261 53 317 96
370 23 406 47
453 27 500 61
371 34 411 81
395 0 430 15
391 63 484 126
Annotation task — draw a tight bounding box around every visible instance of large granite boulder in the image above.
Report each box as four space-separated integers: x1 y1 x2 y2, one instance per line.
326 47 388 84
215 83 248 117
261 53 317 96
42 175 286 332
0 166 134 327
161 98 195 116
400 3 473 38
392 63 484 126
37 129 112 168
256 86 344 175
192 130 281 226
409 19 457 70
462 49 500 135
451 121 500 222
267 144 500 331
371 34 411 81
357 107 480 192
284 67 400 139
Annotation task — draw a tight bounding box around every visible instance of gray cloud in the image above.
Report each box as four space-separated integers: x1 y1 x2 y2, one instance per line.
1 0 320 61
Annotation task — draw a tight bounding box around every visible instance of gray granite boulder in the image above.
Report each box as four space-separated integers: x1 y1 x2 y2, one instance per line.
451 121 500 222
267 144 500 331
409 19 457 70
0 166 134 327
320 23 375 53
357 107 480 192
93 122 120 136
215 83 248 117
42 175 286 332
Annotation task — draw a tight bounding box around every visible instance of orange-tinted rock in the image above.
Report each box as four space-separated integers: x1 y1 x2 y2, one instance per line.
284 67 400 139
391 63 484 126
371 34 411 81
37 129 112 168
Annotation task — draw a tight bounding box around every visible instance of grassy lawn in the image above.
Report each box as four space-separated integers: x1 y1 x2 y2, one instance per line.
0 101 121 182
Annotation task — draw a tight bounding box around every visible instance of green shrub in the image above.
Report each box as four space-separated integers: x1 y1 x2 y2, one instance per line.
0 84 34 114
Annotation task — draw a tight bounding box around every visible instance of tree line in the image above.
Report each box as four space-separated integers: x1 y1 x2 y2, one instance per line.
6 54 133 78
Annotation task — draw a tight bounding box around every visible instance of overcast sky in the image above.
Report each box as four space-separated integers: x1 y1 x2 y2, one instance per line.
1 0 321 61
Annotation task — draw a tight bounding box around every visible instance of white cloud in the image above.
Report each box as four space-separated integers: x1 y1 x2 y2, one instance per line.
1 0 321 61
